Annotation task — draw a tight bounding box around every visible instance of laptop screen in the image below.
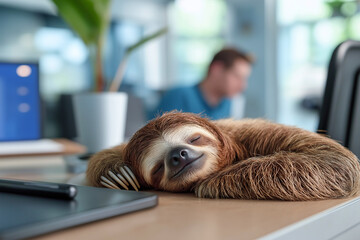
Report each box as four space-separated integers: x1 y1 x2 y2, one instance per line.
0 62 40 141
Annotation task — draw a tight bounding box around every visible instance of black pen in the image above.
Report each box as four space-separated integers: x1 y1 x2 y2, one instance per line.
0 179 77 200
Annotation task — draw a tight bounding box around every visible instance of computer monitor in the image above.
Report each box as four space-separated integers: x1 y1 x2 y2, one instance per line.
0 62 40 141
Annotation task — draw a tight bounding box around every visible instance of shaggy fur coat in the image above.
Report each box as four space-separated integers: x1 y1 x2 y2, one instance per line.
87 112 360 201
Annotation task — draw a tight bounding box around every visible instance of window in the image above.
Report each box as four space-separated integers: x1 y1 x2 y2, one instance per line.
277 0 360 131
168 0 226 87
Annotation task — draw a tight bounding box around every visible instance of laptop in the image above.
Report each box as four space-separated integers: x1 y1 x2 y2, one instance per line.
0 185 157 240
0 62 66 156
0 62 40 141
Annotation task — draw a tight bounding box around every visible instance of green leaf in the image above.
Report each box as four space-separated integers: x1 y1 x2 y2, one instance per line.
52 0 111 45
126 27 168 54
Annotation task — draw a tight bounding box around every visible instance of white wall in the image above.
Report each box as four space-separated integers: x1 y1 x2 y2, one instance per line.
226 0 277 120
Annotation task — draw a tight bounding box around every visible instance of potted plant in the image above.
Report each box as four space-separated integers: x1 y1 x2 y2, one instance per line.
52 0 167 153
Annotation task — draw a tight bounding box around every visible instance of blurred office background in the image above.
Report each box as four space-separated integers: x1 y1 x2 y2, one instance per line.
0 0 359 138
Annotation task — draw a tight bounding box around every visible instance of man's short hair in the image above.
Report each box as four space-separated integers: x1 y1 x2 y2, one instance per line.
208 48 254 73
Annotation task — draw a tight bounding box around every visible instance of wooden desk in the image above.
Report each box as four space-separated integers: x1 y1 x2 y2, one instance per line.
1 157 360 240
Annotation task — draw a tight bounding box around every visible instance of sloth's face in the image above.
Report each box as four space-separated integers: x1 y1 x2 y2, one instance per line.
139 124 220 192
124 112 234 192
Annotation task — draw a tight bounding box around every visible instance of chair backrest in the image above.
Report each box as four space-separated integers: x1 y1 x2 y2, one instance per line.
318 40 360 157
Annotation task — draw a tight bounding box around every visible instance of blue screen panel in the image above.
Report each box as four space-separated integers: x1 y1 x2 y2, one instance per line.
0 63 40 141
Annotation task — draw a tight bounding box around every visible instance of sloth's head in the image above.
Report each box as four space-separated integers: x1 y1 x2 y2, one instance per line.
123 112 236 192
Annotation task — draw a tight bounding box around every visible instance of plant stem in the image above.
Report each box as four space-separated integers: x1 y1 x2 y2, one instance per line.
108 27 167 92
108 53 129 92
95 40 104 92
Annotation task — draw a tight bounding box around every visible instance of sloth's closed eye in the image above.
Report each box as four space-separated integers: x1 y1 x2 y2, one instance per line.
190 136 201 143
153 164 164 175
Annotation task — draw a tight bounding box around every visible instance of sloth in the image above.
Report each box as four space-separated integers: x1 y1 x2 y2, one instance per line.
86 112 360 201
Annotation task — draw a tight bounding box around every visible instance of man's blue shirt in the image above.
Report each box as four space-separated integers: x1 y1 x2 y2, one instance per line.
149 85 231 120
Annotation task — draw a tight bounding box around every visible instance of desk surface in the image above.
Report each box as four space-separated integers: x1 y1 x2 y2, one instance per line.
0 156 359 240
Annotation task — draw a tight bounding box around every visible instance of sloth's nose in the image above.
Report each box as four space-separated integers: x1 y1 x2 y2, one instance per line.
167 147 201 173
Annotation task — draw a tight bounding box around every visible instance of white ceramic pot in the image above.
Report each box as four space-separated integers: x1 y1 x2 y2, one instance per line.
72 92 128 153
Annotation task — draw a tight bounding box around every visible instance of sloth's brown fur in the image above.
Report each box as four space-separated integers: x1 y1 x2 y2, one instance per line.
86 112 360 201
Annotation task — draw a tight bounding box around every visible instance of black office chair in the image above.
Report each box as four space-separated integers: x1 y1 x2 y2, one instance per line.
318 40 360 158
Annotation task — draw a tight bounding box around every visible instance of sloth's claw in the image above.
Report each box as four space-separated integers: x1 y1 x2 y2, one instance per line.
120 167 139 191
100 176 120 189
100 166 140 191
116 172 129 186
100 180 116 189
124 165 140 189
108 170 129 190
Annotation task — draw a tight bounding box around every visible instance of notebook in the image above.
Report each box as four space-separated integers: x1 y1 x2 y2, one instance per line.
0 139 64 155
0 185 157 240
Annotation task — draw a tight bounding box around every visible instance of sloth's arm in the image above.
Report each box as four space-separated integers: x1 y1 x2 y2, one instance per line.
215 119 346 158
86 144 127 187
198 119 360 200
194 151 360 200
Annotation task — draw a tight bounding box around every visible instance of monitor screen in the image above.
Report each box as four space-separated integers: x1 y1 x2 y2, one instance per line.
0 62 40 141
